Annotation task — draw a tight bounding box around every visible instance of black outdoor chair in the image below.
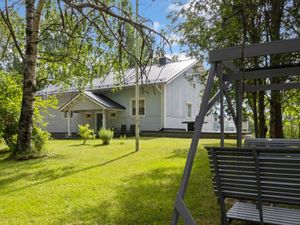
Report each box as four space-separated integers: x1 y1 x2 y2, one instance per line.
120 124 127 136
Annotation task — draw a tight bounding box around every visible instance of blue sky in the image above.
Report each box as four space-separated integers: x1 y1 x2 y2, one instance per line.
134 0 189 59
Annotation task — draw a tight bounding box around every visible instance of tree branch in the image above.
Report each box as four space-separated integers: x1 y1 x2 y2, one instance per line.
62 0 170 46
0 0 24 61
0 33 11 60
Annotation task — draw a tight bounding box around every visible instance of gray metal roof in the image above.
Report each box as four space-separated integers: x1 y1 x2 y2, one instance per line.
38 59 199 95
59 91 126 111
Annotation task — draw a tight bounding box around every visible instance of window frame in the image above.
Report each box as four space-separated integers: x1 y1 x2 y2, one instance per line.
109 111 117 119
130 97 146 117
84 112 92 120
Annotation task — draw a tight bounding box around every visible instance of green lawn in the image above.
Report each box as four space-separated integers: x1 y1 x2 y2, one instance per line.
0 138 237 225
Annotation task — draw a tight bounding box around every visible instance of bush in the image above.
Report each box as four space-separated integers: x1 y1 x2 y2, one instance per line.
98 128 114 145
7 134 18 151
11 127 50 160
32 127 50 152
78 124 95 145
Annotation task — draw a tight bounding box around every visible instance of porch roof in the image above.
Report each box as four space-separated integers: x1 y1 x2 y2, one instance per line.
59 91 126 112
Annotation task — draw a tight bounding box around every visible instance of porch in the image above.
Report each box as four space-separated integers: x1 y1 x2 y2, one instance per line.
59 91 126 137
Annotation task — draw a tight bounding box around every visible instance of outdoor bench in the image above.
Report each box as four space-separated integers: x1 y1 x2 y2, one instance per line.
207 147 300 225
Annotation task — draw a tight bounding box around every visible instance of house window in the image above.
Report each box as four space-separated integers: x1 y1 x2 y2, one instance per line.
131 98 145 116
109 111 117 119
63 111 73 119
85 113 92 119
187 103 192 118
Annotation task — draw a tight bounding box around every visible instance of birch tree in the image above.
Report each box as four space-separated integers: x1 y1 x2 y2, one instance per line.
0 0 167 158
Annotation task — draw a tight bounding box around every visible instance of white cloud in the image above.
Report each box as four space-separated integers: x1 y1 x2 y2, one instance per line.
153 21 161 31
167 0 193 13
165 32 182 48
167 3 183 12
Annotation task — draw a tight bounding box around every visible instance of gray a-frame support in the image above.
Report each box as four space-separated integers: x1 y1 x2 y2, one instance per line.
236 79 243 147
218 63 225 147
170 62 218 225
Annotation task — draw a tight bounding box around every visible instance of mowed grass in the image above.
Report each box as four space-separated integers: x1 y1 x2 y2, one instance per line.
0 138 236 225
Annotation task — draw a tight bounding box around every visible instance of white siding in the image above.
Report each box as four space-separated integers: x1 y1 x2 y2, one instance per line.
165 67 202 129
44 86 163 134
103 86 162 131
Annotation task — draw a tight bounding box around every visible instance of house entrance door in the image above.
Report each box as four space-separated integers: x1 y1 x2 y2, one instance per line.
96 113 103 133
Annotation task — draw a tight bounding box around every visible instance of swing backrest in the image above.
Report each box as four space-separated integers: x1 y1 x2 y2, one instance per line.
244 138 300 148
207 147 300 205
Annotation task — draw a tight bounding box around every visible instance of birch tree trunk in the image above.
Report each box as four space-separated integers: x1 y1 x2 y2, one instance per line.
16 0 44 153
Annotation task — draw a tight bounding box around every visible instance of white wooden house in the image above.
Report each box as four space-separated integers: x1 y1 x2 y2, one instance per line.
38 58 239 137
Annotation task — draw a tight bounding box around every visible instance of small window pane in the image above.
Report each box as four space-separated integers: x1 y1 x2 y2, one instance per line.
110 112 117 119
85 113 92 119
132 99 145 116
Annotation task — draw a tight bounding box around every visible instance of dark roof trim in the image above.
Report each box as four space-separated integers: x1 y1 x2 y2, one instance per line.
84 91 126 110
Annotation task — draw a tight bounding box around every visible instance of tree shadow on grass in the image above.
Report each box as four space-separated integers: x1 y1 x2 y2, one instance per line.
166 140 237 160
0 151 136 195
92 143 107 147
51 166 186 225
52 151 223 225
166 148 189 159
69 143 90 147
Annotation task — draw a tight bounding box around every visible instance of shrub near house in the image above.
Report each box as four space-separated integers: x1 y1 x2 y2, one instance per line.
99 128 114 145
78 124 95 145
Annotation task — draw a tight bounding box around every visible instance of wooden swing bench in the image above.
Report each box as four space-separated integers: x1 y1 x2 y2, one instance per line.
244 138 300 148
207 147 300 225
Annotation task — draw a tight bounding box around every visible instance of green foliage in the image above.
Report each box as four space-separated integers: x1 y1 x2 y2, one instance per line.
98 128 114 145
7 134 18 151
10 127 50 160
0 71 22 146
169 0 300 138
283 91 300 139
32 127 50 153
34 95 58 129
119 134 126 145
78 124 95 145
